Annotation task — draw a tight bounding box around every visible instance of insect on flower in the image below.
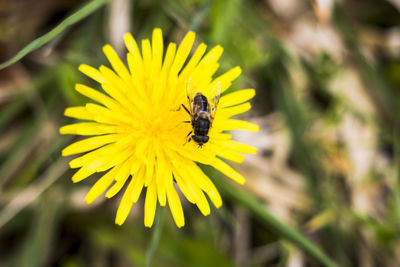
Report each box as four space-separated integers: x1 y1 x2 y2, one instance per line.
181 79 221 147
60 28 259 228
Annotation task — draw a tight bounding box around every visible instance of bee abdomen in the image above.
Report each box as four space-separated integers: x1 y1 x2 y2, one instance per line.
194 118 210 136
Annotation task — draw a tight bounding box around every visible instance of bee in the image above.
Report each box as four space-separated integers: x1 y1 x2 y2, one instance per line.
180 79 221 147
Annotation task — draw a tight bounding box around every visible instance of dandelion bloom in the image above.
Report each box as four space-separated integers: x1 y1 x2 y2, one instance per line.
60 28 258 228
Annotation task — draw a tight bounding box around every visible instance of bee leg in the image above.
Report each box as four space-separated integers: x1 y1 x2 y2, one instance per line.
183 138 191 145
173 104 191 116
173 119 191 128
180 104 191 115
183 131 192 145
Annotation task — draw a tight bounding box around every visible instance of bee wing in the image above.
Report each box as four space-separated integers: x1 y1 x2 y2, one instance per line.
210 81 221 119
186 78 200 112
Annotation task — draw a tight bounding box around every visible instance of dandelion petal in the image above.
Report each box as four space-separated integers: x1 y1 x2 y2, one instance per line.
144 181 158 227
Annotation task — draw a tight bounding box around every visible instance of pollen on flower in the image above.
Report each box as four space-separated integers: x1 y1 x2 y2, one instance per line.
60 28 259 228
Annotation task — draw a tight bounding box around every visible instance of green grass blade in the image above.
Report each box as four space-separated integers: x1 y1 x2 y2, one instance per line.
146 206 164 267
211 173 338 267
0 0 110 70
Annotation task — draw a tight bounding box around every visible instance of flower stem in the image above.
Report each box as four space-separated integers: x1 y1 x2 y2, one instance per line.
146 205 164 267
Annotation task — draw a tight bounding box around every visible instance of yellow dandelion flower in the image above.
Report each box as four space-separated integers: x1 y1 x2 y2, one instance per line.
60 28 258 228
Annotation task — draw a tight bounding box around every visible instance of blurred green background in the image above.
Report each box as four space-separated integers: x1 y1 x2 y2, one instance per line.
1 0 400 266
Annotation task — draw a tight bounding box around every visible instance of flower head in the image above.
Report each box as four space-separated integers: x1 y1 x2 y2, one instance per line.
60 28 258 228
